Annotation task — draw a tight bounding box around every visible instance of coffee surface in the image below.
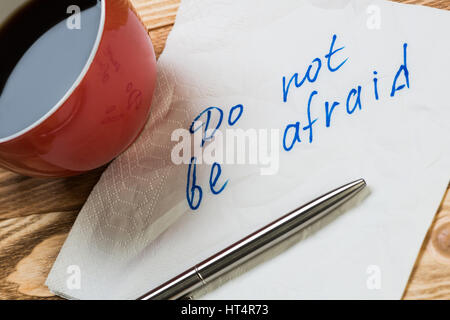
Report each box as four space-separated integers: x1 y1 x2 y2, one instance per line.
0 0 101 139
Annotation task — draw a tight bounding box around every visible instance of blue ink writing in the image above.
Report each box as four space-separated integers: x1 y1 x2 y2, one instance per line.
186 157 203 210
282 58 322 102
346 86 362 114
325 101 340 127
189 107 224 147
281 40 410 151
185 37 412 211
303 90 319 143
186 105 245 211
373 71 379 100
391 43 409 97
325 34 349 73
283 121 302 151
228 104 244 126
282 34 348 102
209 162 228 195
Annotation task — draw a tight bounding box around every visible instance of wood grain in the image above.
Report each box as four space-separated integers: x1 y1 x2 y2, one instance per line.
403 187 450 299
0 0 449 300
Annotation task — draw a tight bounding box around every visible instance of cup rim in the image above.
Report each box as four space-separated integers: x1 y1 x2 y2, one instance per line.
0 0 106 144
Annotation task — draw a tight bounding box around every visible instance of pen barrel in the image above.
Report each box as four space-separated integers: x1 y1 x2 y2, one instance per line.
139 267 204 300
196 179 365 284
138 179 365 300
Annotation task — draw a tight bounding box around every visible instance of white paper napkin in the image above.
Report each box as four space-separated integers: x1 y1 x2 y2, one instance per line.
47 0 450 299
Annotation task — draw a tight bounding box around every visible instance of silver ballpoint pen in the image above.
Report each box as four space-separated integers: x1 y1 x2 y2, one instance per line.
138 178 366 300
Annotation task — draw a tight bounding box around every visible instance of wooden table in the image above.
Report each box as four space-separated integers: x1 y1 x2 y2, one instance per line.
0 0 449 300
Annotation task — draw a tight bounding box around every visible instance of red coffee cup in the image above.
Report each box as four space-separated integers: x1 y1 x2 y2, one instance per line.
0 0 157 177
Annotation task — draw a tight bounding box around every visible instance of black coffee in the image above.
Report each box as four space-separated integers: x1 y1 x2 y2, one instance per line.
0 0 101 139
